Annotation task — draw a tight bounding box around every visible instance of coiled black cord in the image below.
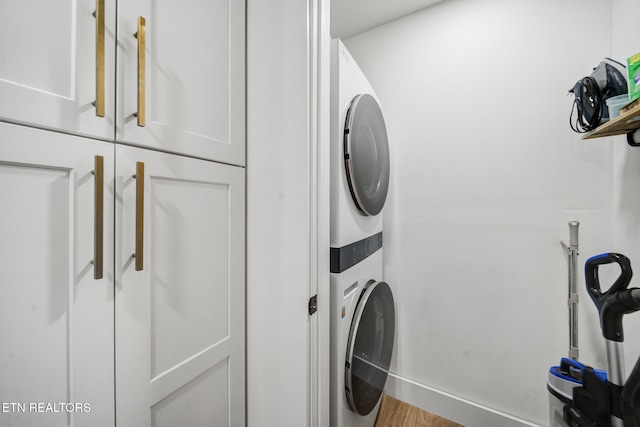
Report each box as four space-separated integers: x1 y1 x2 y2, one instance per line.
570 76 603 133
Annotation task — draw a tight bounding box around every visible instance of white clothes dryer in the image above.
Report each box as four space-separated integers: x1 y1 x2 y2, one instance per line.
330 250 395 427
330 38 394 427
330 39 390 256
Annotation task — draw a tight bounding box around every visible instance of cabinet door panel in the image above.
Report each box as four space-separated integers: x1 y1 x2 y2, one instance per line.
116 0 245 165
151 360 229 427
115 145 245 426
0 122 115 427
0 1 116 140
150 177 230 377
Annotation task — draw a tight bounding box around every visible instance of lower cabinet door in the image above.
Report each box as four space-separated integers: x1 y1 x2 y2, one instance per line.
0 122 115 427
115 144 245 426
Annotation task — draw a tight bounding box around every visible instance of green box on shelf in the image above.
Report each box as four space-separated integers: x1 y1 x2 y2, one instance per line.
628 52 640 101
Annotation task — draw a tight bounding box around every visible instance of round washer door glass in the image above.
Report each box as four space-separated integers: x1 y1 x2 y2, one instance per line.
344 94 390 216
345 281 395 415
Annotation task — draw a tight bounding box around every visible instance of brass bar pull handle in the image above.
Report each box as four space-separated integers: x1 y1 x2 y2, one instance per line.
93 0 105 117
133 17 146 126
133 162 144 271
93 156 104 279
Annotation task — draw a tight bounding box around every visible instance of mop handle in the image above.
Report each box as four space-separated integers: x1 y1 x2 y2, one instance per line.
569 221 579 250
564 221 580 360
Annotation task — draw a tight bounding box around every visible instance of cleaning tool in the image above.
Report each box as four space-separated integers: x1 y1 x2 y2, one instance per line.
552 251 640 426
562 221 581 360
549 222 587 427
548 357 607 427
547 221 584 427
564 253 640 427
585 253 640 426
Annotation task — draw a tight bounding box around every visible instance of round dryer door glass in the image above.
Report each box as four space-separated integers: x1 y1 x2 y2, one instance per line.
345 281 395 415
344 94 390 216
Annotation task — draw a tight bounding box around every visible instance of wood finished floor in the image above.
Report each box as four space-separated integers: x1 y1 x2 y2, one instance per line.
374 395 464 427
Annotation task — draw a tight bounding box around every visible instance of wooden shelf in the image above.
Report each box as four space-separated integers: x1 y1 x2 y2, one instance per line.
583 100 640 139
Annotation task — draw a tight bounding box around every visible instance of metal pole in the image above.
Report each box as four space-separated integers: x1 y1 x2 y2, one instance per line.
606 340 626 427
562 221 580 360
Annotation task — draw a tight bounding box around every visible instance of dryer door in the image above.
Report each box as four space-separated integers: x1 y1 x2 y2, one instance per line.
345 280 395 415
344 94 390 216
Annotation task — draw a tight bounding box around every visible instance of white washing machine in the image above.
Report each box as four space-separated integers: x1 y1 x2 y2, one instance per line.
330 250 395 427
330 39 390 256
330 39 394 427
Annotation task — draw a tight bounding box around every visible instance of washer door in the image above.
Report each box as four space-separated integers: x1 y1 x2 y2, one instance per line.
345 280 395 415
344 94 390 216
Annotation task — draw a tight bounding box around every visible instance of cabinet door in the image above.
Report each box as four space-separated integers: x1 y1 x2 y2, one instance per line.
0 122 115 426
116 0 245 166
0 1 116 140
115 145 245 426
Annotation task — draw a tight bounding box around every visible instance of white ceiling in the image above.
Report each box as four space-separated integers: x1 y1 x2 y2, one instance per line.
330 0 446 39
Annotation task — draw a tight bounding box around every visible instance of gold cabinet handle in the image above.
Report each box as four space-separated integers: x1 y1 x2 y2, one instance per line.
93 0 105 117
133 17 146 126
93 156 104 279
133 162 144 271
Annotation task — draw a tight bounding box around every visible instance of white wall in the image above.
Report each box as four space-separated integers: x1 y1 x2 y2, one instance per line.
247 0 317 425
344 0 640 424
247 0 332 425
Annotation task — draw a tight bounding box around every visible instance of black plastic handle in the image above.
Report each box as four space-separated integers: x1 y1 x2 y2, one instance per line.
586 253 633 304
585 253 640 341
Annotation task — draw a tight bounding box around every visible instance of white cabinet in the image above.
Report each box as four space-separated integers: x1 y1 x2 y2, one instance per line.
0 1 246 425
114 144 245 426
0 124 246 427
0 0 245 166
0 122 115 426
116 0 246 165
0 0 117 140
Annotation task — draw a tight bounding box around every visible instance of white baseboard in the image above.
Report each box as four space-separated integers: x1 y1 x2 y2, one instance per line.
383 374 542 427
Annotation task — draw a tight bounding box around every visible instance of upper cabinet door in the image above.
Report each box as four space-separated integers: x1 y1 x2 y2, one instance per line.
116 0 245 166
0 0 116 141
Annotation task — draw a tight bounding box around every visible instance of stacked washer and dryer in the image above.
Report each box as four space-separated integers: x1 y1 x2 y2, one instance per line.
330 39 395 427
